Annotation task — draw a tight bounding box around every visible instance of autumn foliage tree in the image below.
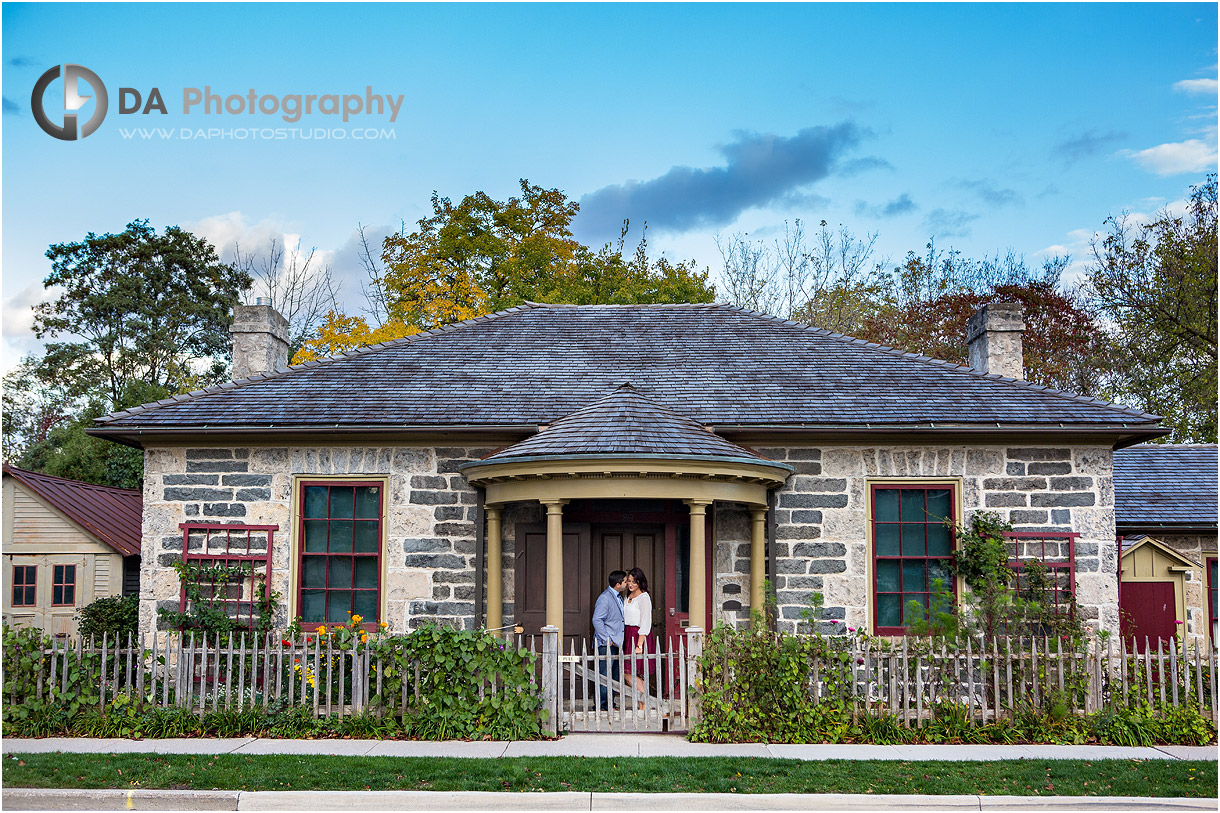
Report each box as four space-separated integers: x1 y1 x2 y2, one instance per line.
295 180 714 362
856 250 1107 395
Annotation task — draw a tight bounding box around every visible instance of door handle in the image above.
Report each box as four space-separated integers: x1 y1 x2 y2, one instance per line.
669 608 675 616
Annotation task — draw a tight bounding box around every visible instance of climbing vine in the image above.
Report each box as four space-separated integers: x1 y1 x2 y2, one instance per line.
156 560 278 635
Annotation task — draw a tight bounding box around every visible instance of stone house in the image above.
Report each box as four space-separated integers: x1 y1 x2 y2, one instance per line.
88 301 1166 643
1114 444 1218 646
3 465 142 636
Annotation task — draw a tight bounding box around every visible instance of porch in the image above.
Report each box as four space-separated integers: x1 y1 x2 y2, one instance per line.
460 383 794 644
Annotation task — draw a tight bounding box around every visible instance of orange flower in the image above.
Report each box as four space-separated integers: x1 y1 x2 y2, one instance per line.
379 621 388 629
351 614 363 625
360 632 368 643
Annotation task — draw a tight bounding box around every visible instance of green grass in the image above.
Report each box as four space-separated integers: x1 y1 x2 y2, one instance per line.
2 753 1216 796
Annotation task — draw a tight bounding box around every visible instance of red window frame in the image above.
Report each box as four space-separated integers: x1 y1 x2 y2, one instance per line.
11 565 36 607
296 480 383 630
1207 556 1217 640
51 564 76 606
1002 531 1079 617
871 483 957 635
178 523 276 631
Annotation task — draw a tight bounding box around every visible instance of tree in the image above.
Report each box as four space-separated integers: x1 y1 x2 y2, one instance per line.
856 249 1108 395
33 220 251 404
1088 175 1217 442
10 380 165 490
9 220 249 488
717 220 889 334
294 181 714 362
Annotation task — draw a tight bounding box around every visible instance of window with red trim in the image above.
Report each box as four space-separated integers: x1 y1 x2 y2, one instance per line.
178 524 275 630
11 565 36 607
52 564 76 606
1208 557 1217 635
1002 532 1078 618
871 484 955 634
298 481 383 626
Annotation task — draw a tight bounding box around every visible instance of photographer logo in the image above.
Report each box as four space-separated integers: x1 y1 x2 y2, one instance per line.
32 64 108 140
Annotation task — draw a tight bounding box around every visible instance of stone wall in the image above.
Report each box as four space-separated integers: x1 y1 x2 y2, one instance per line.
139 444 490 636
141 441 1120 640
748 444 1118 636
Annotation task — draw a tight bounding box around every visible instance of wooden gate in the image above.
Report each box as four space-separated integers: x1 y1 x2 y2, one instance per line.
537 628 703 734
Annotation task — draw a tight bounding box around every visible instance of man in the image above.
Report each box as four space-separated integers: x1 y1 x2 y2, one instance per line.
592 569 627 710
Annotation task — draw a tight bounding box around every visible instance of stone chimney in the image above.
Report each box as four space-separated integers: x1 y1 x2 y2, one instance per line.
966 302 1025 379
230 298 289 379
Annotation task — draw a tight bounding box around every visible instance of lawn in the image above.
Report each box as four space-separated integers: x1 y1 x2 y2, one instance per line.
3 753 1216 797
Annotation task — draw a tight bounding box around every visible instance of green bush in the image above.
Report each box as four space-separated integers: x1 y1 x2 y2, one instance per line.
688 624 1216 746
77 594 139 642
2 621 545 741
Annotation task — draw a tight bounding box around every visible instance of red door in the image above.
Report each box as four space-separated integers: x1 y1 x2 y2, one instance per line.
1120 581 1177 652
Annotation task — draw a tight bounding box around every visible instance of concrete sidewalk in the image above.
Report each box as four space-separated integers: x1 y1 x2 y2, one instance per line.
3 788 1217 812
3 734 1217 761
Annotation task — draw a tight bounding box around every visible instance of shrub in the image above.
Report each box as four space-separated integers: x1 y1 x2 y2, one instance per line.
77 594 139 642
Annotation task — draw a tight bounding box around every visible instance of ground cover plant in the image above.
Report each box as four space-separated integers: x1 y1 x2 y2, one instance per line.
2 753 1215 797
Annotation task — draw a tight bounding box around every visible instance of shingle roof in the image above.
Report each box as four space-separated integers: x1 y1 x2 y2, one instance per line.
93 302 1161 433
479 383 781 465
1113 444 1218 530
3 465 142 556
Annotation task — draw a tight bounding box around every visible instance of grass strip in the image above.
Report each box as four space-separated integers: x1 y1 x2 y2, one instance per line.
2 753 1216 797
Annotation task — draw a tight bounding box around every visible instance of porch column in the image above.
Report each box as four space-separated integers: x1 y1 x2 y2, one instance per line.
749 507 767 628
686 499 712 632
485 505 503 633
541 499 567 639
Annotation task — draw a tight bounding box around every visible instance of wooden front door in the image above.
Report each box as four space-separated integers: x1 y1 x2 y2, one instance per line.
515 523 590 653
1120 580 1178 652
592 524 665 643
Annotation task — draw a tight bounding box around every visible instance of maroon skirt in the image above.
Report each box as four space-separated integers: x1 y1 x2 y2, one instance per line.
624 625 656 674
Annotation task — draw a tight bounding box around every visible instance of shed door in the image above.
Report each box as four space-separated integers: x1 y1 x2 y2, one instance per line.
1120 581 1177 652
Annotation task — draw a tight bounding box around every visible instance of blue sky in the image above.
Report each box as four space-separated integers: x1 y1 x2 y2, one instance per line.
3 2 1216 371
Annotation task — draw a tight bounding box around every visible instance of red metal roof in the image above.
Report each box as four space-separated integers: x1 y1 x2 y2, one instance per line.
3 465 141 556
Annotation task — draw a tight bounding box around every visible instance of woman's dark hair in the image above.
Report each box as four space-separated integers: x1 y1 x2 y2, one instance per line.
628 567 648 593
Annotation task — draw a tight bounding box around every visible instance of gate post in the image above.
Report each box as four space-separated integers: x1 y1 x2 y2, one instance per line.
686 627 704 728
541 625 559 736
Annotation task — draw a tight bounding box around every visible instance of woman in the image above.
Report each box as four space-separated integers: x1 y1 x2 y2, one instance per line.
622 566 655 709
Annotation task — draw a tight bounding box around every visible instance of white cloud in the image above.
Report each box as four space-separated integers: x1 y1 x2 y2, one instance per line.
184 211 309 266
1124 138 1217 176
0 283 63 374
1 282 56 338
1173 78 1219 95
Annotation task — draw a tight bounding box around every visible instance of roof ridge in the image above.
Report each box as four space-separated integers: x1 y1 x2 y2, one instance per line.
521 301 725 309
93 303 545 425
1118 443 1218 450
722 303 1162 423
2 463 141 495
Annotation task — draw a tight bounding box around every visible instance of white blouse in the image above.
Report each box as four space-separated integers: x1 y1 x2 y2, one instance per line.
623 590 652 632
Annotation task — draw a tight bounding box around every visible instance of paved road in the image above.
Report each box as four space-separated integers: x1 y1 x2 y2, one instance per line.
3 734 1217 761
3 789 1217 812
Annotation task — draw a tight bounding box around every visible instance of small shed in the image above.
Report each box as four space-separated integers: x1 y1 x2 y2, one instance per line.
1119 536 1197 649
2 465 142 636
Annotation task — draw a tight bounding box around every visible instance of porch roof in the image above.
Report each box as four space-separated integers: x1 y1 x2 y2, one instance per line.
472 383 787 469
